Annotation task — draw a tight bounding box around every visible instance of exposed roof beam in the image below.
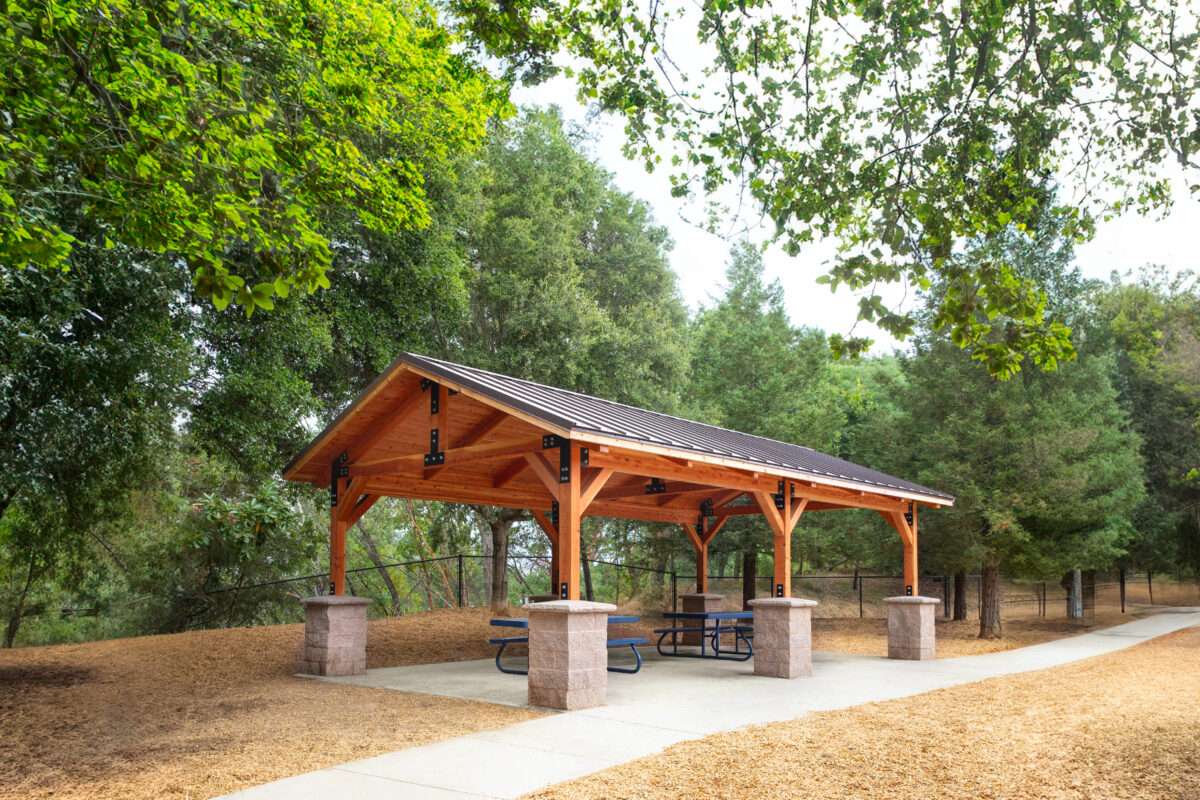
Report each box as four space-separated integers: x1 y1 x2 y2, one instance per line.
492 457 528 489
426 409 510 479
349 436 543 478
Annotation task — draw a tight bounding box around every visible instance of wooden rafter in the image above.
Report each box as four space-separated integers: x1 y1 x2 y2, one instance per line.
595 479 713 502
349 436 543 477
425 409 509 479
586 448 775 495
492 457 528 489
585 498 699 525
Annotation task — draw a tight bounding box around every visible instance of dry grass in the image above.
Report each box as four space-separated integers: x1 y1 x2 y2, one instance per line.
0 608 544 800
0 604 1185 800
523 624 1200 800
814 608 1160 658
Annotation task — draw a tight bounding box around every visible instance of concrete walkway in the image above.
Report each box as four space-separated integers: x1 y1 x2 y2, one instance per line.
220 609 1200 800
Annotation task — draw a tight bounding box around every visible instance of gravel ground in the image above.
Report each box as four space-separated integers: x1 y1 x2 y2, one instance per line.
522 624 1200 800
0 604 1174 800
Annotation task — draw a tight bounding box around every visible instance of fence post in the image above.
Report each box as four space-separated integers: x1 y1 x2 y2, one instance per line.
671 570 678 613
942 576 950 618
1119 568 1126 613
858 577 864 618
1148 571 1154 605
457 555 464 608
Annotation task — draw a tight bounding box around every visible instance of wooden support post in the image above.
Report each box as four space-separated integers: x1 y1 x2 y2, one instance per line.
903 540 918 596
330 513 348 596
558 444 583 600
532 509 561 594
329 476 368 596
752 486 806 598
878 502 919 596
682 523 707 592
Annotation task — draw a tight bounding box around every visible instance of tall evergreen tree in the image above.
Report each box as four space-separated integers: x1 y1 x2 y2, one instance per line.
689 242 842 599
452 108 691 609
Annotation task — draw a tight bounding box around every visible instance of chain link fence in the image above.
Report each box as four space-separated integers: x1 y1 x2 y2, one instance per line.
202 560 1199 630
670 571 1200 619
203 554 676 628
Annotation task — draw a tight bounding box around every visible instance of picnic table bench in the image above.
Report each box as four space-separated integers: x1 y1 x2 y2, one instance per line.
655 610 754 661
488 616 647 675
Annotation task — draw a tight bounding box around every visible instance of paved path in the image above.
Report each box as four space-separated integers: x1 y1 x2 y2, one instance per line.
220 609 1200 800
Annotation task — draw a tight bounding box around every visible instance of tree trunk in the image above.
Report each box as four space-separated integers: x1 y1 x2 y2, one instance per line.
479 516 493 602
979 562 1002 639
489 517 511 613
5 554 36 648
582 553 595 601
741 551 756 610
953 569 968 621
355 520 402 612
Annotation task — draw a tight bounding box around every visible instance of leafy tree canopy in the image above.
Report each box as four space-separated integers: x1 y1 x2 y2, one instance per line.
452 0 1199 375
2 0 502 311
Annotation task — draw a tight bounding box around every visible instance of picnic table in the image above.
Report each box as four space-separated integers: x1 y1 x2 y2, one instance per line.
654 610 754 661
488 616 646 675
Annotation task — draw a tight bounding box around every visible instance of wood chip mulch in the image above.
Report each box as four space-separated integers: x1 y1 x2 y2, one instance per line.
522 622 1200 800
0 603 1179 800
0 607 545 800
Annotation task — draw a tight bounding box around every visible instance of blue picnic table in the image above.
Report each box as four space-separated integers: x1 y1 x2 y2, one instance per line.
655 610 754 661
488 616 646 675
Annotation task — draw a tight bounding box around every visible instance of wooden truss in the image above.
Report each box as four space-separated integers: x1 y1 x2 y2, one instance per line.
284 362 945 600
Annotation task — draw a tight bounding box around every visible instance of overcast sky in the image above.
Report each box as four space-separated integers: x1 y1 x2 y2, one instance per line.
513 78 1200 354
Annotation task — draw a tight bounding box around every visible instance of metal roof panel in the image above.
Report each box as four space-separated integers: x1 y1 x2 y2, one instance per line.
400 353 954 503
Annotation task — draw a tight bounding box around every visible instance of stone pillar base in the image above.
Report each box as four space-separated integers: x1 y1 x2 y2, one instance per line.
748 597 816 678
886 596 939 660
680 592 725 645
297 596 371 676
526 600 615 710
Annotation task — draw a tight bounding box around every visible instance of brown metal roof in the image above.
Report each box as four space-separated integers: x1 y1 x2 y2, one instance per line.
366 353 953 503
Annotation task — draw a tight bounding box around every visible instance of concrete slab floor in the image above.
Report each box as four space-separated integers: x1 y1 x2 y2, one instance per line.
219 609 1200 800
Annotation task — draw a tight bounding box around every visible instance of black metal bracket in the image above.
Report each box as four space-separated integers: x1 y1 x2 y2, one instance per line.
419 379 451 411
330 451 349 507
772 480 786 510
424 428 444 467
776 583 785 597
700 498 714 518
694 521 704 538
557 442 570 483
904 502 914 526
580 447 589 467
550 500 559 526
541 435 572 482
646 478 667 495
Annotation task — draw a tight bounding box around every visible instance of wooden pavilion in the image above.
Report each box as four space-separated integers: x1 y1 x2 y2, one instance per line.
283 353 955 602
